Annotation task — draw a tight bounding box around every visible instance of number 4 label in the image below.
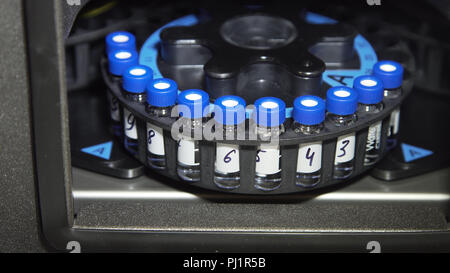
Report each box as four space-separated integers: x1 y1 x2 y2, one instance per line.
297 141 322 173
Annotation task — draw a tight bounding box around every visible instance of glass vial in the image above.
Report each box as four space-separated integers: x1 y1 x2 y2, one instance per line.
326 86 358 179
176 89 210 182
105 32 137 137
121 64 152 155
252 97 286 191
213 95 246 190
145 78 178 169
354 75 384 166
292 95 326 187
373 60 404 149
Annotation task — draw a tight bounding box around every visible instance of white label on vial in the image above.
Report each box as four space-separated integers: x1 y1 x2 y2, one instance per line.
147 123 164 156
335 133 356 164
177 138 199 166
388 108 400 136
297 141 322 173
108 92 120 122
215 143 240 174
366 121 382 151
255 144 281 175
123 108 137 139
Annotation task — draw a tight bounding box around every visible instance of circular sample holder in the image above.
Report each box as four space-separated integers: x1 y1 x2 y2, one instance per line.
101 8 414 195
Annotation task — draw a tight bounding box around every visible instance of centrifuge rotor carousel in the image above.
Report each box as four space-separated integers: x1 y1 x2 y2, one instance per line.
101 6 413 195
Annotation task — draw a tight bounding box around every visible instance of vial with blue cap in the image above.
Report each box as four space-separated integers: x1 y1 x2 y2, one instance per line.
373 60 403 148
176 89 210 182
252 97 285 191
145 78 178 169
354 75 384 166
213 95 246 189
326 86 358 179
105 31 136 55
121 65 153 155
293 95 325 187
106 49 138 138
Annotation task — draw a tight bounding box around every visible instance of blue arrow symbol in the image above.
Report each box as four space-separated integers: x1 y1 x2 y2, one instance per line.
81 141 113 160
401 143 433 163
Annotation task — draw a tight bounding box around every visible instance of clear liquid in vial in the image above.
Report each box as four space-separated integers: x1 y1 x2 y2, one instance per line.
254 140 282 191
146 123 166 169
359 103 384 166
177 118 202 182
123 108 138 155
214 126 240 189
294 123 323 187
177 138 200 182
384 87 402 149
146 106 172 170
328 113 357 179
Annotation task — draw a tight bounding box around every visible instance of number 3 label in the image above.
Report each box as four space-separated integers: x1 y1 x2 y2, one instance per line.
215 143 239 173
335 133 355 164
297 141 322 173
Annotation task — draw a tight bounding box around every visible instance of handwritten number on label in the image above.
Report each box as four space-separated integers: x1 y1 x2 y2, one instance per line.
256 149 266 162
126 113 135 131
223 149 236 163
338 140 350 158
306 147 315 166
148 130 155 144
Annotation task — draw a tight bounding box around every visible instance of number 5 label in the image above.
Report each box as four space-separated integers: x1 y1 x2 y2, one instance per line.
297 141 322 173
335 133 355 164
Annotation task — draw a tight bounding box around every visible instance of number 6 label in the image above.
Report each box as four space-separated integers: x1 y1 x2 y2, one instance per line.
297 141 322 173
334 133 356 164
215 143 239 173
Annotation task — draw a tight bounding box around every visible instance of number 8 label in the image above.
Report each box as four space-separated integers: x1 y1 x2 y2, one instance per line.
215 143 240 173
147 123 165 156
297 141 322 173
334 133 356 164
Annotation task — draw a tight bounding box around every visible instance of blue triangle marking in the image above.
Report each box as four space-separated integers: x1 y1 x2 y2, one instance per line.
81 141 113 160
401 143 433 163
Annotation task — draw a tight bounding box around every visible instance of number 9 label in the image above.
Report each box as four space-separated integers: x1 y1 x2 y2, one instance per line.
123 108 137 139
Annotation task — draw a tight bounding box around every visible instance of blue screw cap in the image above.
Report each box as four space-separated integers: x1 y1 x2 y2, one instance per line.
293 95 325 125
353 75 384 105
122 65 153 93
372 60 404 89
214 95 246 125
252 97 286 127
147 78 178 107
108 50 138 76
105 31 136 54
177 89 210 119
326 86 358 116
